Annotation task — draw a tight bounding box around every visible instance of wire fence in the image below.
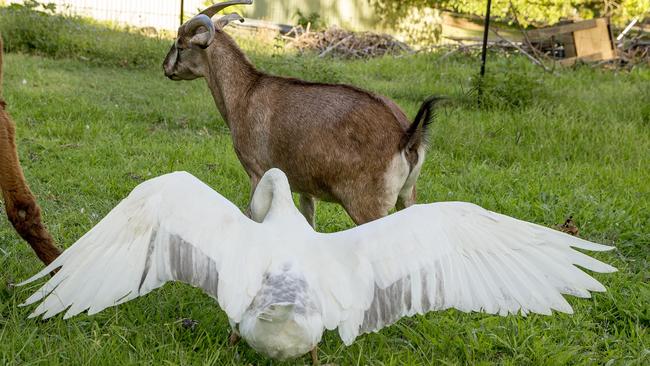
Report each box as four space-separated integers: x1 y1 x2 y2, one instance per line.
6 1 380 32
8 0 207 30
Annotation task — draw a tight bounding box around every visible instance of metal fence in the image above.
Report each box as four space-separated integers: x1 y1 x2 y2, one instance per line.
6 0 381 31
247 0 379 31
7 0 207 30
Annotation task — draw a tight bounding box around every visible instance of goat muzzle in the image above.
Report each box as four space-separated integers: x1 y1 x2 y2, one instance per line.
162 45 179 78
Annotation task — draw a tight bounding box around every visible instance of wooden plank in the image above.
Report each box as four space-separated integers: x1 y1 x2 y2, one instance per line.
573 18 616 60
558 34 576 57
232 18 294 34
527 19 598 40
558 52 603 66
441 13 485 32
607 20 618 58
439 11 524 43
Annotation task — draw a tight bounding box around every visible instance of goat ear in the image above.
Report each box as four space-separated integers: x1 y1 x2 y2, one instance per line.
183 14 216 49
189 30 214 49
215 13 245 30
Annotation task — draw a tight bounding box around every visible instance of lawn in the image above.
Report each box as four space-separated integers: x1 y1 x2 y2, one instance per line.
0 28 648 365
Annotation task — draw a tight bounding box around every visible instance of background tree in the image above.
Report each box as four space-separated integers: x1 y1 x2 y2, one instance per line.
371 0 650 27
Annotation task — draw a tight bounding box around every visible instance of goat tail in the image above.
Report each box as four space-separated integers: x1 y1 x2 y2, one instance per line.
401 96 444 152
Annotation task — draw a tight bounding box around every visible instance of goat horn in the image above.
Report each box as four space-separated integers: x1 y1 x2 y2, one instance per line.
200 0 252 19
215 13 245 29
183 14 216 48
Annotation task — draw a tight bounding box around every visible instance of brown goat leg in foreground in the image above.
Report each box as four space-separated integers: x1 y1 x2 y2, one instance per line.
0 35 60 265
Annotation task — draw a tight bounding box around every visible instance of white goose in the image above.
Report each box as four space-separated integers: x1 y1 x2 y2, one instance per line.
19 169 616 363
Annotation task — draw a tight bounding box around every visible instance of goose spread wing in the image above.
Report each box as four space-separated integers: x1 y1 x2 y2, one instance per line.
19 172 267 322
317 202 616 344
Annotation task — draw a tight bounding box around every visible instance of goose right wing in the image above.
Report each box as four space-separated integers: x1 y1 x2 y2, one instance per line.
310 202 616 344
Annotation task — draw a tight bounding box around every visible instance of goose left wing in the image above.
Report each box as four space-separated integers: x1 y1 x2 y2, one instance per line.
19 172 268 322
310 202 617 345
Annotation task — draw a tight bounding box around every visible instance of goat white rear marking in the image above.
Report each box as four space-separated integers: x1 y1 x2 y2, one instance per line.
383 152 411 209
399 146 426 204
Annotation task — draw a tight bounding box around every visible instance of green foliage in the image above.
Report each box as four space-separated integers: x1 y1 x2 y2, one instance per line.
0 1 169 68
294 9 326 30
393 7 443 46
371 0 650 27
468 67 546 110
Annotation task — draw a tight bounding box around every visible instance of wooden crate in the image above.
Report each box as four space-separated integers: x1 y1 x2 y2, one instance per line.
528 18 617 65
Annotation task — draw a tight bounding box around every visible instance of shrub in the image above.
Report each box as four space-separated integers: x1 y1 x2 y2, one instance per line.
465 66 547 110
0 1 169 68
294 10 327 31
392 7 443 47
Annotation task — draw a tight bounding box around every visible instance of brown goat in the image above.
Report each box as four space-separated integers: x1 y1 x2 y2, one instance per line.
0 35 60 265
163 1 440 226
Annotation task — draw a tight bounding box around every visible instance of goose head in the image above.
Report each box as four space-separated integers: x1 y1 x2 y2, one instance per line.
249 169 306 226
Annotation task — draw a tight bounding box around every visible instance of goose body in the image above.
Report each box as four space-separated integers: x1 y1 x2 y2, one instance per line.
239 263 322 359
20 169 616 361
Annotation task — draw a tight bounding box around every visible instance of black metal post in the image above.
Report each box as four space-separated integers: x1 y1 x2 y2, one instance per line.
478 0 492 105
180 0 185 26
480 0 492 77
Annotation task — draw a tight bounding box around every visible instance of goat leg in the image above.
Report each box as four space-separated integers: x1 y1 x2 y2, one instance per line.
1 108 61 266
299 194 316 228
310 346 320 366
228 330 241 346
396 186 417 210
2 190 60 265
244 174 260 218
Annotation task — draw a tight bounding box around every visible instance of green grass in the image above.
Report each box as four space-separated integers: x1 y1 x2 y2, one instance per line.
0 30 649 365
0 1 169 68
